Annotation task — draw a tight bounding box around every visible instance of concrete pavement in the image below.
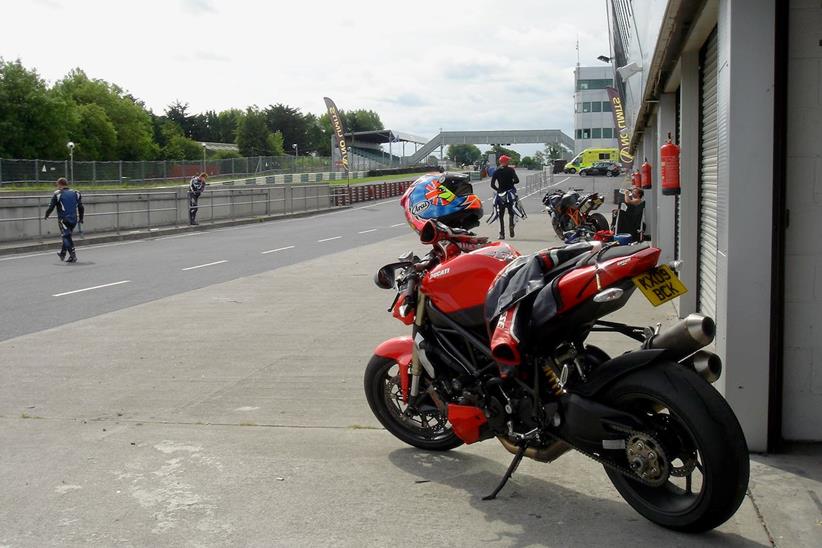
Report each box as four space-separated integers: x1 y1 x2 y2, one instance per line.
0 183 819 546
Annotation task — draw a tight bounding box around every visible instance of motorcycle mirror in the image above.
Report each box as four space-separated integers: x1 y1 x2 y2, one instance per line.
593 287 624 303
374 266 396 289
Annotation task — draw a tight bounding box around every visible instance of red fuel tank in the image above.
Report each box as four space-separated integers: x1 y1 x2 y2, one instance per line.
422 242 519 314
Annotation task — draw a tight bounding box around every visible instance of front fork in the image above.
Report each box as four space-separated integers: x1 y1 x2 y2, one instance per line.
410 291 428 398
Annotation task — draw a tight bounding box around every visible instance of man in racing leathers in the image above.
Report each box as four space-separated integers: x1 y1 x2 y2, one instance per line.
490 155 520 239
188 172 208 225
44 177 84 263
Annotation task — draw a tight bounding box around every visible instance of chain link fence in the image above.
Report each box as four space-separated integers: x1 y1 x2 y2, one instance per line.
0 154 382 185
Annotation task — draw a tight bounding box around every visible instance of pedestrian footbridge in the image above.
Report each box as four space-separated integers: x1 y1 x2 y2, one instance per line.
406 129 574 164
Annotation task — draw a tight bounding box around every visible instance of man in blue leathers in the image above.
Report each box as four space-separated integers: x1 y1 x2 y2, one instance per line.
44 177 84 263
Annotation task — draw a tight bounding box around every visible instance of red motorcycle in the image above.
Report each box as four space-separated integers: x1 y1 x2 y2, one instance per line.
364 189 749 532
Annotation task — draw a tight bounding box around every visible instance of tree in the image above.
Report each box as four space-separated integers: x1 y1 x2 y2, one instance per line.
0 59 74 159
264 103 312 155
544 143 563 160
446 144 481 166
55 69 158 160
236 107 284 156
488 145 521 165
73 103 117 160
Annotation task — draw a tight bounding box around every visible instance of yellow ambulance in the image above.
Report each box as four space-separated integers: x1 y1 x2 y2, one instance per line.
564 148 619 173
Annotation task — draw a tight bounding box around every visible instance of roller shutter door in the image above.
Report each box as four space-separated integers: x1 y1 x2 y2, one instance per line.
675 87 681 260
698 29 719 320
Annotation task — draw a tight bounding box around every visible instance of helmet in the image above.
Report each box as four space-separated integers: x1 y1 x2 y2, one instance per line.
499 155 511 166
401 173 483 233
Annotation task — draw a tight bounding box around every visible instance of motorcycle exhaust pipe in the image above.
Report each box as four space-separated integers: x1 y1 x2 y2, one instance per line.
646 314 715 361
497 436 571 463
682 350 723 384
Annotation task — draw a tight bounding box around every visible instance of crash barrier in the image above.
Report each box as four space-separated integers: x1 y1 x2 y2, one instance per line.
0 184 340 243
331 180 416 206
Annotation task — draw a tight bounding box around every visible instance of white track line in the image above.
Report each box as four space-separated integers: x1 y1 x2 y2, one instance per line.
155 232 205 241
181 260 227 271
261 245 295 254
390 223 405 228
358 228 378 234
317 236 342 243
53 280 131 297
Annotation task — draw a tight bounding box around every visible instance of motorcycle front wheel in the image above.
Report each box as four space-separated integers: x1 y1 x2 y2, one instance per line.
588 212 610 232
600 362 749 533
364 355 463 451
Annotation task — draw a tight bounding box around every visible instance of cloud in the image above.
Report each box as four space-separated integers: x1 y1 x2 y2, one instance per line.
180 0 216 14
32 0 62 8
193 51 230 63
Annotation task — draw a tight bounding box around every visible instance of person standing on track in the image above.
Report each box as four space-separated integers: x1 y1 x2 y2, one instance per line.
490 155 519 239
188 172 208 225
44 177 84 263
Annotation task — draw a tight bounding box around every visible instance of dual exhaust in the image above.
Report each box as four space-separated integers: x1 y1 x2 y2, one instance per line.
645 314 722 383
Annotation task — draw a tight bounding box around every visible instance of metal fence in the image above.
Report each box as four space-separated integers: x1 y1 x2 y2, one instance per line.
0 185 340 242
0 154 383 185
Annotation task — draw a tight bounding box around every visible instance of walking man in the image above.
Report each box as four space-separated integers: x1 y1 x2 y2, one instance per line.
44 177 84 263
188 172 207 225
490 155 520 239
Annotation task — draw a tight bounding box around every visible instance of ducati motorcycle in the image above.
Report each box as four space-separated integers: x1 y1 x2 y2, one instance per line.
364 219 749 533
543 189 610 242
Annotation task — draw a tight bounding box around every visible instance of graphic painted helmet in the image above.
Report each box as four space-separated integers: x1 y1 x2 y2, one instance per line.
401 172 483 233
499 155 511 165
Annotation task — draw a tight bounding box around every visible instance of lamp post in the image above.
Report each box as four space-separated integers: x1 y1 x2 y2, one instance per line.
292 143 299 158
66 141 75 183
201 143 207 172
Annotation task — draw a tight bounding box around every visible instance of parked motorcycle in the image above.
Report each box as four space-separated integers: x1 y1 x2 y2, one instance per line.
543 189 610 242
364 175 749 533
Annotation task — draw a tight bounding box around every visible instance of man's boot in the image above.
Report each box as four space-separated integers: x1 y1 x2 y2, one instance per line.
57 250 66 261
67 250 77 263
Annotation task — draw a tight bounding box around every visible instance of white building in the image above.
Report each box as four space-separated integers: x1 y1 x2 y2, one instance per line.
607 0 819 451
573 66 620 154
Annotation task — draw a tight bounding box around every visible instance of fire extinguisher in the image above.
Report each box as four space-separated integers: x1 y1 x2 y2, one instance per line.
660 132 681 195
631 170 641 188
640 158 652 189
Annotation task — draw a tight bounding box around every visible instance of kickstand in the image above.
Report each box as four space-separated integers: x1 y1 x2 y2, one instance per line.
483 443 527 501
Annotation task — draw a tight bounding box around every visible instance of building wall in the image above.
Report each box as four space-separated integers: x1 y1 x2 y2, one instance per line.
574 66 619 154
782 0 822 440
608 0 793 450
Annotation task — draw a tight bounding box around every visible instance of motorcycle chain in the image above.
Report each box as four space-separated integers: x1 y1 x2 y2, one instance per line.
549 426 666 488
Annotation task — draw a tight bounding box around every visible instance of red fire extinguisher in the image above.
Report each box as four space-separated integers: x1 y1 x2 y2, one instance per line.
640 158 652 189
631 170 641 188
660 133 681 195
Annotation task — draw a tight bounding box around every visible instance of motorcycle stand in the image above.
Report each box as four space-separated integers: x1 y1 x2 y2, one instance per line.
483 443 527 500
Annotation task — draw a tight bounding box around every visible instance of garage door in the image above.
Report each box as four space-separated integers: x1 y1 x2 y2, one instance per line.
698 29 719 320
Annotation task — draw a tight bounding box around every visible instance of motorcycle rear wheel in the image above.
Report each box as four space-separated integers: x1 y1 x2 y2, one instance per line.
600 362 749 533
364 355 463 451
588 212 610 232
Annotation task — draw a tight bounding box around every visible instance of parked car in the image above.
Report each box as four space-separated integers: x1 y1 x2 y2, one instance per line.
579 161 621 177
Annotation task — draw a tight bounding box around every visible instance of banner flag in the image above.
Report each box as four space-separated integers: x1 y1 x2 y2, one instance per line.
606 86 634 172
323 97 349 172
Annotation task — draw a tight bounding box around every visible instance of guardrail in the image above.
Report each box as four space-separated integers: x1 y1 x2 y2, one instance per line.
0 184 343 243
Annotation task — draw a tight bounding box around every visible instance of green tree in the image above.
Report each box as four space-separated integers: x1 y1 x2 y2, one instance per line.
55 69 158 160
236 107 284 156
544 143 563 160
488 145 520 165
73 103 117 160
264 103 313 155
446 144 482 165
0 59 74 159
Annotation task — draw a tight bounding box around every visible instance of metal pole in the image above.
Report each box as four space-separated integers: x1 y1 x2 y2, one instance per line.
267 187 271 216
92 161 96 184
35 159 39 183
211 191 215 224
70 150 74 184
116 194 120 234
147 192 151 228
38 196 42 239
119 160 123 183
175 188 180 225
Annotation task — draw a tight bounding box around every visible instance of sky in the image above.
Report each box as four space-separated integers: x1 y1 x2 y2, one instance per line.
1 0 612 156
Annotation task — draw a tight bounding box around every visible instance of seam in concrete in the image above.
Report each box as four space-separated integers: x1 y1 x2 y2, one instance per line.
747 488 777 547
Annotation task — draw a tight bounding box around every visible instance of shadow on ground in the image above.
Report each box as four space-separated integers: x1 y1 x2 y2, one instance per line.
389 448 767 548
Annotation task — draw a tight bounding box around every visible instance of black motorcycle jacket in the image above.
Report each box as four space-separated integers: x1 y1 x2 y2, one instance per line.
490 166 519 193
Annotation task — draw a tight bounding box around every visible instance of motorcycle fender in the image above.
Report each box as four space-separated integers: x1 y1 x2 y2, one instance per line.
374 336 413 402
574 348 668 399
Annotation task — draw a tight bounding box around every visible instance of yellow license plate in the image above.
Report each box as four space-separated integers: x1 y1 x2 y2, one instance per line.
632 264 688 307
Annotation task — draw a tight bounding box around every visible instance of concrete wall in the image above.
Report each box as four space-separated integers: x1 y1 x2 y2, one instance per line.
782 0 822 440
0 184 339 243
